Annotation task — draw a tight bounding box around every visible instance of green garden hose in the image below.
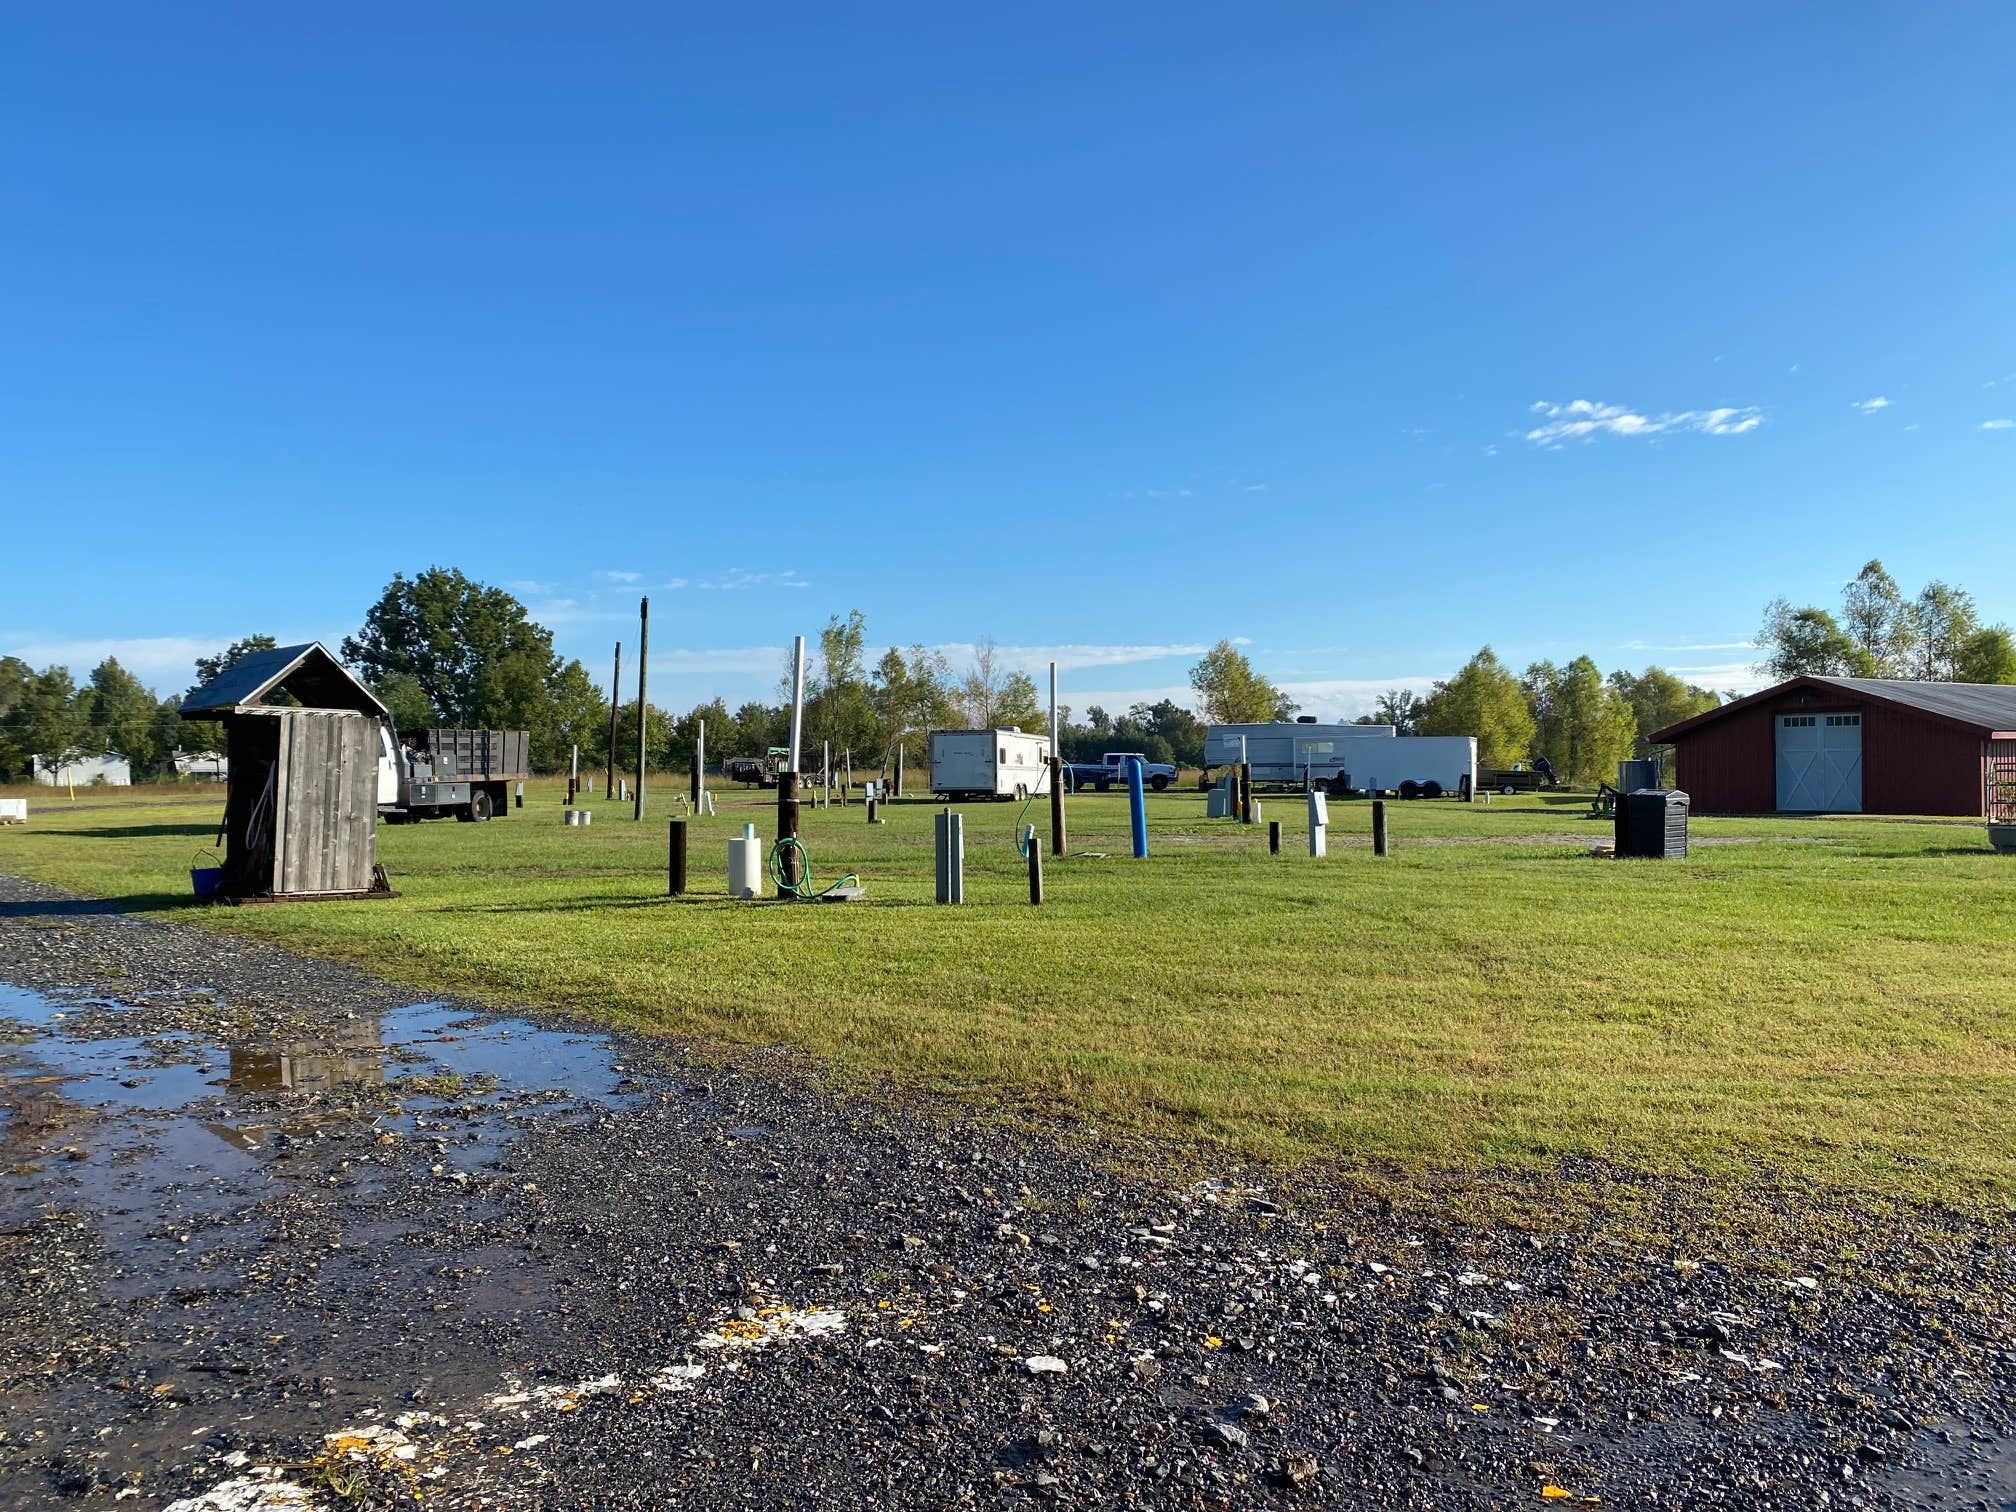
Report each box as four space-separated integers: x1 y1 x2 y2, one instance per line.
767 835 859 900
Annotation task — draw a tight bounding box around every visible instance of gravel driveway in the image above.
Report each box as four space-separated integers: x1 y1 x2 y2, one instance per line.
2 873 2011 1510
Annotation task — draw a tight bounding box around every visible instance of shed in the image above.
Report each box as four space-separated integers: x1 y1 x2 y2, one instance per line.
1650 677 2016 816
181 642 393 900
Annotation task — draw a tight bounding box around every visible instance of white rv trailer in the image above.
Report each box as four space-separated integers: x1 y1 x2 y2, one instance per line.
929 728 1052 801
1203 721 1394 788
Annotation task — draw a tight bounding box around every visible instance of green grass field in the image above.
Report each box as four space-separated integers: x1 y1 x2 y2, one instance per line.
4 779 2014 1209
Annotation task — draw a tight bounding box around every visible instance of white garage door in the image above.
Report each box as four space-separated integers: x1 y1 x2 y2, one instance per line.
1776 713 1862 812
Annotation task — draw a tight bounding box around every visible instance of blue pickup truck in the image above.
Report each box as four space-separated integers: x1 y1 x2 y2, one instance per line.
1064 750 1177 792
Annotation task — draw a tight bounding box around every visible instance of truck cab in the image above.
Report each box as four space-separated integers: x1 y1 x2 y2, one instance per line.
1066 750 1177 792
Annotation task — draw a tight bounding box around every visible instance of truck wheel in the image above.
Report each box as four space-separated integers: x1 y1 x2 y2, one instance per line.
1502 785 1517 797
465 790 493 822
1096 779 1111 792
1150 774 1170 792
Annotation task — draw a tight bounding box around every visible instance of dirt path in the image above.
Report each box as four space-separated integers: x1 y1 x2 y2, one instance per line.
1 873 2011 1510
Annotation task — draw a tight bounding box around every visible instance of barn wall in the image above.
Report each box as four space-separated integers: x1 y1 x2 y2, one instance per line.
1671 686 1988 816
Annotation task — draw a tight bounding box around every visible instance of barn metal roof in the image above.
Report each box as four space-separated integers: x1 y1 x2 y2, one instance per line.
1652 675 2016 742
180 642 388 719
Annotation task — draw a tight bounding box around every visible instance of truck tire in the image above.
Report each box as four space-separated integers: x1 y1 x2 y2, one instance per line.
463 789 493 822
1149 774 1169 792
1096 779 1111 792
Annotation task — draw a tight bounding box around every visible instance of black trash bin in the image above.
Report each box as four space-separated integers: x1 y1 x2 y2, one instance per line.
1615 788 1689 859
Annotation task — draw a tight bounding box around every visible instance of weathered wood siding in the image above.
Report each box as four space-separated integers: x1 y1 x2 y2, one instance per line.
271 711 377 895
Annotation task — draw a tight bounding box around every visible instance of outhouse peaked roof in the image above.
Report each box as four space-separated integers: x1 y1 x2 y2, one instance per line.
180 642 388 719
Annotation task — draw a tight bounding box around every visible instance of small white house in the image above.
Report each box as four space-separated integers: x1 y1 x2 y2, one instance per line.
32 752 133 788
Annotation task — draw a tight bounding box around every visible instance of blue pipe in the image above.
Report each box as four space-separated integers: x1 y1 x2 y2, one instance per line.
1126 755 1148 858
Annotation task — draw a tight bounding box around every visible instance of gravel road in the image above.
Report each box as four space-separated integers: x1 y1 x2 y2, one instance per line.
2 872 2012 1510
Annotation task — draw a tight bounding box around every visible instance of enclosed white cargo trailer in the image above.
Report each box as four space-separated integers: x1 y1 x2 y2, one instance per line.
1204 721 1394 787
929 728 1052 800
1337 735 1477 798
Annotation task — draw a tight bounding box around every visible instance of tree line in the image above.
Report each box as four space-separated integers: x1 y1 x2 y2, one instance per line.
1758 560 2016 683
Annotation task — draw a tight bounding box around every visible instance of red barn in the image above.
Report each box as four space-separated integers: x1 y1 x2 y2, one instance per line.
1651 677 2016 816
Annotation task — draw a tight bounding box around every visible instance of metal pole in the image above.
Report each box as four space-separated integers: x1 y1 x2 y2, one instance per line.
570 744 579 806
1269 819 1281 854
669 819 688 896
634 598 649 820
787 635 806 775
894 742 903 797
1028 832 1044 905
1373 799 1389 857
692 718 704 815
823 740 831 809
606 641 621 810
844 750 852 805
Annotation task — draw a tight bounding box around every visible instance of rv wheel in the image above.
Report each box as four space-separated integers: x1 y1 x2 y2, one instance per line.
1422 780 1443 799
1398 780 1421 800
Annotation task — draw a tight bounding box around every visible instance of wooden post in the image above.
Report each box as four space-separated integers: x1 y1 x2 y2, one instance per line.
691 718 704 815
844 750 852 805
570 744 579 806
1048 755 1066 857
823 740 831 809
606 641 621 810
894 743 904 797
776 772 802 895
634 598 650 820
669 818 688 896
1373 799 1389 857
1239 761 1254 824
1028 834 1044 905
1268 819 1281 854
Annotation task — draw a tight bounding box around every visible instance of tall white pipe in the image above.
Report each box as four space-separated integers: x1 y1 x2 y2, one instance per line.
787 635 806 773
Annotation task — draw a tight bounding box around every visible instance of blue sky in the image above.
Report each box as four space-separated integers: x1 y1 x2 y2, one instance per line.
5 6 2013 717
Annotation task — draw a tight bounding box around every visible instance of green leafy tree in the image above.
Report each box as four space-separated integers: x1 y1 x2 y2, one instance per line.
17 667 85 778
343 568 559 728
1841 560 1915 677
802 611 875 761
994 671 1043 732
372 672 437 734
1127 698 1207 767
1956 627 2016 684
1526 656 1637 785
1416 647 1535 769
1188 640 1288 724
1608 667 1720 780
540 659 610 773
871 643 954 772
1759 599 1865 679
0 656 33 779
1907 582 1981 681
672 699 738 774
84 658 164 777
1365 689 1421 733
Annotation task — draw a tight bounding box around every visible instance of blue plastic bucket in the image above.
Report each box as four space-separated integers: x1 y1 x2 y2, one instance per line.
190 851 223 900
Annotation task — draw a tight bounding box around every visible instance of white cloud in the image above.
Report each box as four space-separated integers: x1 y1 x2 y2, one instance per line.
1524 399 1764 445
1241 483 1270 493
1904 423 1922 432
596 570 643 584
1984 419 2015 431
934 642 1214 676
0 634 315 693
1619 638 1760 653
1852 396 1891 413
696 568 808 591
507 578 555 595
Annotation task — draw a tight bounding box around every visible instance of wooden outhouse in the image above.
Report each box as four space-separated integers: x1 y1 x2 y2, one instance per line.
181 642 394 901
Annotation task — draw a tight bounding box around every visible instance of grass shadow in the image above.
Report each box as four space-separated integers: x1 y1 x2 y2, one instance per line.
0 892 198 918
